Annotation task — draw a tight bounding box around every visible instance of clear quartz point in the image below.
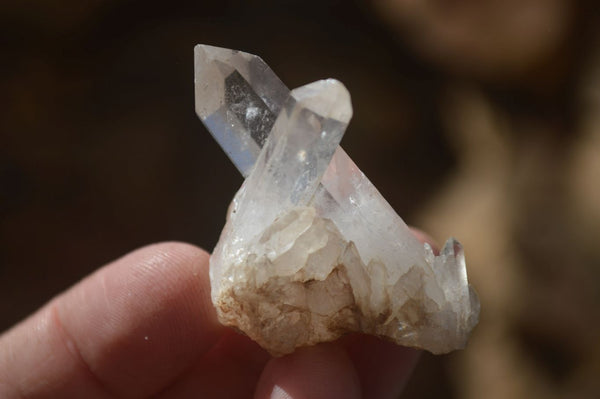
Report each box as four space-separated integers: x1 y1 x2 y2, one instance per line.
195 44 480 355
194 44 288 177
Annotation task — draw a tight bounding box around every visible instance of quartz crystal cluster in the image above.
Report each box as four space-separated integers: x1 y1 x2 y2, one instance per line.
195 44 480 356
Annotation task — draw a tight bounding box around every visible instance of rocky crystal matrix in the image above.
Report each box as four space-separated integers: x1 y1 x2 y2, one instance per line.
195 44 480 356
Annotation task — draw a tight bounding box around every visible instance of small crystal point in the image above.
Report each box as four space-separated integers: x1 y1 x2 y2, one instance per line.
195 44 480 356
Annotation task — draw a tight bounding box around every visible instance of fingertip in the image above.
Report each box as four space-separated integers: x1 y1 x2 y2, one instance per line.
342 334 421 399
159 329 270 398
254 344 361 399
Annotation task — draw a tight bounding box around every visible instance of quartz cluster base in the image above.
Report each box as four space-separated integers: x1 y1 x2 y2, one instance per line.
195 44 480 356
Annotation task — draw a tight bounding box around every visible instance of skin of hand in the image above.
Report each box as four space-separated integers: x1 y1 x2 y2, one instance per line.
0 230 434 399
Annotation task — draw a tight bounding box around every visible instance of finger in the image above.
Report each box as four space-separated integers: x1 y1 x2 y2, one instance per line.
254 343 361 399
0 242 223 398
341 334 420 399
157 329 269 399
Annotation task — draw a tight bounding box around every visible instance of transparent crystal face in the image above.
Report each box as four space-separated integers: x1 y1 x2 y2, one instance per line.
195 44 480 355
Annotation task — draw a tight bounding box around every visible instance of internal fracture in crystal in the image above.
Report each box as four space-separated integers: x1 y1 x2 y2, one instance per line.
195 44 480 356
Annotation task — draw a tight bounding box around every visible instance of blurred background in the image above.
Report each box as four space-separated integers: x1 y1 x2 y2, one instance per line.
1 0 599 397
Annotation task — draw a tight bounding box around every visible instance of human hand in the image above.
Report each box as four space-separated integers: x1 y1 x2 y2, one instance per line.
0 233 433 398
